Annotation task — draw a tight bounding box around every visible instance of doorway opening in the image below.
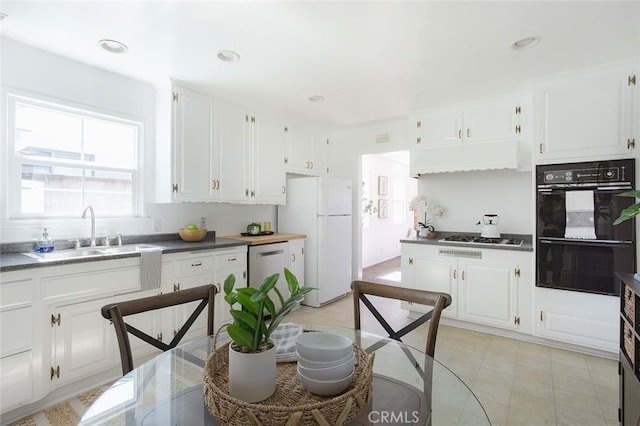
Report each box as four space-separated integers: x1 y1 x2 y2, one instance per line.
360 150 416 284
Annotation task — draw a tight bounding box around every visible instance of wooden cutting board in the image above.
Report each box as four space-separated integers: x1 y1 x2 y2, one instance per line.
221 233 306 245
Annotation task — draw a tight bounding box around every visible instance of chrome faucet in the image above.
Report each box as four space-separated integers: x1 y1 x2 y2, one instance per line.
82 206 96 247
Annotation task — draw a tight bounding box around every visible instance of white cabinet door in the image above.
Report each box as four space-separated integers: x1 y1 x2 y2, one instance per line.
213 248 247 331
535 62 636 162
172 86 214 201
413 256 458 318
459 261 518 330
401 244 457 318
416 109 463 146
311 133 329 175
215 101 250 202
535 287 619 353
416 97 523 147
464 99 520 144
288 239 305 288
0 275 35 412
284 123 313 174
163 253 215 343
252 115 286 203
51 297 115 386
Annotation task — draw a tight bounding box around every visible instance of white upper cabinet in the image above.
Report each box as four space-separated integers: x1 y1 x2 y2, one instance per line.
409 93 530 174
215 101 250 202
413 94 524 147
250 114 286 204
534 60 638 163
171 86 215 201
284 123 329 175
157 83 288 204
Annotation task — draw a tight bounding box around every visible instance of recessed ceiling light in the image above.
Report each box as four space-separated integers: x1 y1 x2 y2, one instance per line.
308 95 325 103
217 50 240 62
512 36 539 49
98 39 128 54
0 12 8 20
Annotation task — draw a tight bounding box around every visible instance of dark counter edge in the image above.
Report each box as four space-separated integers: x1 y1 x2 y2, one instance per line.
0 232 250 272
400 231 534 252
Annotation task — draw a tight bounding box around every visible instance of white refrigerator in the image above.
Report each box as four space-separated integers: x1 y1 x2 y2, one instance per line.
277 176 352 307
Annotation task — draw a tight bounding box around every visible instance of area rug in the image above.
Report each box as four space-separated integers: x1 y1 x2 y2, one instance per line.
10 385 109 426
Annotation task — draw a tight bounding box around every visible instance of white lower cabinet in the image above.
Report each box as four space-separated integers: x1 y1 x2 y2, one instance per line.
401 243 532 333
288 239 305 287
43 258 142 390
534 288 619 353
0 246 248 419
0 274 35 413
50 297 116 386
213 248 248 328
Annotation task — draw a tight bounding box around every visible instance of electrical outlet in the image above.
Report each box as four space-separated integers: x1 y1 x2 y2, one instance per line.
153 219 161 232
200 217 207 228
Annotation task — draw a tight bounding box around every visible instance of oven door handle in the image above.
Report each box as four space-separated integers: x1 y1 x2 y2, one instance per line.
538 237 633 247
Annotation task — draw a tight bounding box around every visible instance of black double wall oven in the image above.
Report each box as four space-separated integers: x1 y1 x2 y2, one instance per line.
536 159 636 296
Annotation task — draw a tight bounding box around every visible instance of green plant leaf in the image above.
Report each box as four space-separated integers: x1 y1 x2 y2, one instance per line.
229 309 258 329
614 203 640 225
252 274 279 302
272 286 285 307
284 268 298 294
223 274 236 295
618 190 640 198
263 295 276 320
227 325 255 350
236 292 261 314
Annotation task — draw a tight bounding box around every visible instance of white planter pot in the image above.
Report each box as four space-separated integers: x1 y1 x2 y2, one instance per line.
228 343 276 402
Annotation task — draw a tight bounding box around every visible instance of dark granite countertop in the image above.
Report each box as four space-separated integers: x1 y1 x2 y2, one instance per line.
0 232 249 272
400 231 534 252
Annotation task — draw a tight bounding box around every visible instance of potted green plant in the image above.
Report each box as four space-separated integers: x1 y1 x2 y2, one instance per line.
246 222 262 235
613 190 640 224
222 268 313 402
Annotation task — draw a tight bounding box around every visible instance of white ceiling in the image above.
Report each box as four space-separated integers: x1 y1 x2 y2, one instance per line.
1 1 639 130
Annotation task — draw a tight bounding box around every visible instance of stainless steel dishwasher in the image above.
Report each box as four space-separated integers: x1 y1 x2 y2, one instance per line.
248 242 290 310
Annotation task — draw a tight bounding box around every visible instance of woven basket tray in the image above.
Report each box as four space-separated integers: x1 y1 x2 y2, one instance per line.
204 342 374 425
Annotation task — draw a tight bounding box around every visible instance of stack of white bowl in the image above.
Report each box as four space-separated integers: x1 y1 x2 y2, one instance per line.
295 332 355 396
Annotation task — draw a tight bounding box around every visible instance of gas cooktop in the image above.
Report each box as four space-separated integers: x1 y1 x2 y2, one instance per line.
438 235 524 246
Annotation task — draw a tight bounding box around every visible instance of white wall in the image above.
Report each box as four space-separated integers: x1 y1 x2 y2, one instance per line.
0 38 277 243
416 169 534 234
330 120 412 277
361 154 415 267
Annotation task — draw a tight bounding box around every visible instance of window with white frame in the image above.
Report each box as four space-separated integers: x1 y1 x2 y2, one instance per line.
8 95 142 218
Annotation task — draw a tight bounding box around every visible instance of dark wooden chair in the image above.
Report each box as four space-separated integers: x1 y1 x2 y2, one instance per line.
351 280 451 358
101 284 217 375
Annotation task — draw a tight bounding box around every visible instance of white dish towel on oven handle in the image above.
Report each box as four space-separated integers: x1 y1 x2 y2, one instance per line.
564 190 597 239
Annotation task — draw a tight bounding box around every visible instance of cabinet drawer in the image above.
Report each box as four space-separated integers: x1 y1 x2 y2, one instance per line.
0 351 33 412
175 256 214 277
42 263 141 301
0 278 34 309
215 251 245 269
623 321 635 368
0 307 33 356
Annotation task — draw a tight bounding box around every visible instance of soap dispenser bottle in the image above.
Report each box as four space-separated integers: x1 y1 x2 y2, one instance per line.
35 228 55 253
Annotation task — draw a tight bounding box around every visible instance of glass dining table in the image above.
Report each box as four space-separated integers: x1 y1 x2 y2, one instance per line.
80 324 489 425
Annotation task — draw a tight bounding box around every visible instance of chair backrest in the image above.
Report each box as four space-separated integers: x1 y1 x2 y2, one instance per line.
351 280 451 358
101 284 217 375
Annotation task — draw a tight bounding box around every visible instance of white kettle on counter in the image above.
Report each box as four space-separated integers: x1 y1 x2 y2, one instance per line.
480 214 500 238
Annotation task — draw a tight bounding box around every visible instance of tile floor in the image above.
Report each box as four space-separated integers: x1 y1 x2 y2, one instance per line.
285 257 620 426
11 256 619 425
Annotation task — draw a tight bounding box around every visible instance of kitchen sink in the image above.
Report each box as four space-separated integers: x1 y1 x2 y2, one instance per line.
23 244 162 262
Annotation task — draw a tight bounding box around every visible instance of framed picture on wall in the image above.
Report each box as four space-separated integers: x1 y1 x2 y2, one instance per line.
378 176 388 195
378 199 388 218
